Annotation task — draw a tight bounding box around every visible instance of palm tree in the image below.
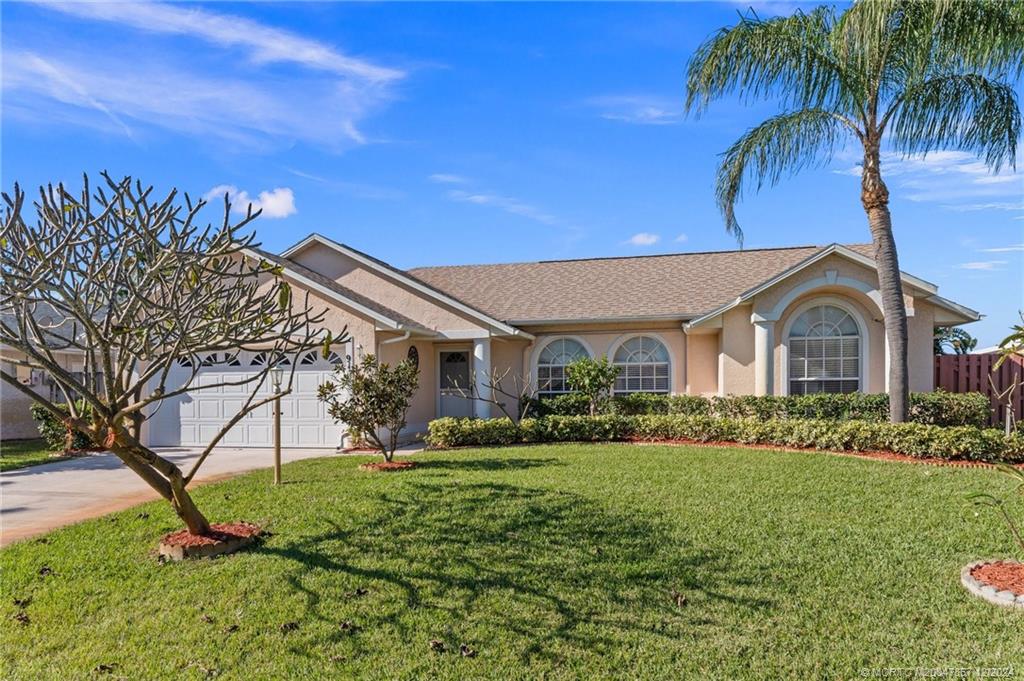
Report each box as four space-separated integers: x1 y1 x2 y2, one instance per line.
686 0 1022 422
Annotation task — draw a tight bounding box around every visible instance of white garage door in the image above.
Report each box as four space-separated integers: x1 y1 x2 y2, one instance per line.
147 349 348 448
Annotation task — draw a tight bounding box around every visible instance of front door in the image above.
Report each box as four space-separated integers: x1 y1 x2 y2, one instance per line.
439 350 474 418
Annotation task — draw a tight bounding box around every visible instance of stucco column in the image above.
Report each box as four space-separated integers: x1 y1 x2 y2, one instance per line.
753 320 775 396
473 337 492 419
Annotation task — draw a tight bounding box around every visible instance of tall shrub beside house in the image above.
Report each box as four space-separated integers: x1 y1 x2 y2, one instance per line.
318 354 419 462
565 357 621 416
0 173 335 537
685 0 1023 422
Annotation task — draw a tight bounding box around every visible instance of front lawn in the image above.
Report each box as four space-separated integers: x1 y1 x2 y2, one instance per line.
2 444 1021 679
0 438 61 472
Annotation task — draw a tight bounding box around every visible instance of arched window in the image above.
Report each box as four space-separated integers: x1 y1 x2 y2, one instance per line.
612 336 669 394
537 338 590 397
788 304 860 394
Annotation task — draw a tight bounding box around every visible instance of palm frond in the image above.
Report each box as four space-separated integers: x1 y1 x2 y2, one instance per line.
686 6 855 116
716 109 853 245
887 74 1020 171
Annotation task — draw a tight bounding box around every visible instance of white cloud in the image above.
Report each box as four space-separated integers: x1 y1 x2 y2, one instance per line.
956 260 1007 271
833 150 1023 210
625 232 660 246
674 233 689 243
585 95 683 125
285 168 404 201
429 174 469 184
4 3 404 150
205 185 296 219
980 244 1024 253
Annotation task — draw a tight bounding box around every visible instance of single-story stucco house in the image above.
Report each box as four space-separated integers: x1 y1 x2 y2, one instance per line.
0 233 980 447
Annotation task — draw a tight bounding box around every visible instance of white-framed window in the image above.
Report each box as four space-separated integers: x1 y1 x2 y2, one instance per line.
612 336 670 394
537 338 590 397
787 304 860 394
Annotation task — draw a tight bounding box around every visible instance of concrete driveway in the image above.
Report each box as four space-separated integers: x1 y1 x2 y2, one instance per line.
0 447 348 546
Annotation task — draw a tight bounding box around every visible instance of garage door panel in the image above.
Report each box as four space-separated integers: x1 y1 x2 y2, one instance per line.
197 400 221 419
151 350 347 448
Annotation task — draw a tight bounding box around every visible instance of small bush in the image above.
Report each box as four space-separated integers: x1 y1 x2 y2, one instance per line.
29 402 94 452
426 413 1021 463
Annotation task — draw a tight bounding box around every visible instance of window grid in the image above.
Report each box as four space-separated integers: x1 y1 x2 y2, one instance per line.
788 305 860 395
612 336 670 394
537 338 590 397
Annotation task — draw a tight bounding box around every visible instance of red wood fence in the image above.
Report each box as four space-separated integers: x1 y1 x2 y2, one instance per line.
934 353 1023 427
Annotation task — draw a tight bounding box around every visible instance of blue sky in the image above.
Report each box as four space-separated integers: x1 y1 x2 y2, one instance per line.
2 1 1022 346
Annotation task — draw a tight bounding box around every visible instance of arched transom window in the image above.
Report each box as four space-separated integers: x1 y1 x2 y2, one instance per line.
788 304 860 394
613 336 670 394
537 338 590 397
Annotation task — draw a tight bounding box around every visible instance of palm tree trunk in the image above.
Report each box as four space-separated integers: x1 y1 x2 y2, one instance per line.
861 139 909 423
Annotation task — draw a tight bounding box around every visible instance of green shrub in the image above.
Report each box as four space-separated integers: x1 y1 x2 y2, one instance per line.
29 402 94 452
426 413 1021 463
528 392 592 417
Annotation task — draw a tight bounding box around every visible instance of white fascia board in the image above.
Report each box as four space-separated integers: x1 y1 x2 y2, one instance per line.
927 295 982 324
509 314 696 326
282 234 528 338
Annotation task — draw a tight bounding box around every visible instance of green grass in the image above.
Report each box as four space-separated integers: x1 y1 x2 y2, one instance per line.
2 444 1022 680
0 438 61 471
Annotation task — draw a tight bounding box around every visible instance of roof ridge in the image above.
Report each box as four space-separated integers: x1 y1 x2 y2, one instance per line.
409 243 874 271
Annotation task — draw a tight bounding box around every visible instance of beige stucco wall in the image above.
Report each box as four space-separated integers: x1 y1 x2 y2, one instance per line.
685 332 719 396
0 351 82 441
292 242 489 333
720 305 756 395
375 336 437 435
908 300 936 392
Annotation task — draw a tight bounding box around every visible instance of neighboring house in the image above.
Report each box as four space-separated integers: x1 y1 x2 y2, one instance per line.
1 234 980 448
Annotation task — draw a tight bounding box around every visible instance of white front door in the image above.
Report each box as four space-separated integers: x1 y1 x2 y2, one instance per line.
439 350 475 418
147 349 347 448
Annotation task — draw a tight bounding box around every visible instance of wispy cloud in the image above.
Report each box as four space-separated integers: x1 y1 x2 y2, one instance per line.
285 168 404 201
205 185 296 219
980 244 1024 253
5 2 404 150
834 150 1023 211
625 232 660 246
674 233 689 243
585 95 683 125
429 173 470 185
956 260 1007 271
36 1 403 83
446 189 561 226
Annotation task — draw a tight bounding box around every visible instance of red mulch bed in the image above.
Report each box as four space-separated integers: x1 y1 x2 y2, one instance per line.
629 438 1022 469
971 561 1024 595
359 461 416 472
160 522 262 548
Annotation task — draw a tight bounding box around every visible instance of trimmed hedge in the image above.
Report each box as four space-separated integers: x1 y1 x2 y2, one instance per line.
28 402 94 452
426 414 1024 463
528 390 990 428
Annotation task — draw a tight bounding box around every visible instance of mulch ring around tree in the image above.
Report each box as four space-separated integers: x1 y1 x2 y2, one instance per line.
158 522 263 561
358 461 416 472
961 559 1024 609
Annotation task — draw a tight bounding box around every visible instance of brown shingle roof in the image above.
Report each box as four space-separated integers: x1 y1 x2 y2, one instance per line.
407 244 876 323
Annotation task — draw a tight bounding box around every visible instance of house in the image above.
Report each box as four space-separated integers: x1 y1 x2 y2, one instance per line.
1 233 980 448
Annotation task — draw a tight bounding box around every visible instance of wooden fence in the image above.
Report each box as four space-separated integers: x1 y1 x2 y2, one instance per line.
934 353 1023 427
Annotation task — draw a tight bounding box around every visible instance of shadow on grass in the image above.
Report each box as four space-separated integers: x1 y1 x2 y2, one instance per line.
257 479 776 663
411 457 561 472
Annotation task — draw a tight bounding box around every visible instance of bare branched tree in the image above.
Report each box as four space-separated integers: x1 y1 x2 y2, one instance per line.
449 366 539 422
0 173 342 535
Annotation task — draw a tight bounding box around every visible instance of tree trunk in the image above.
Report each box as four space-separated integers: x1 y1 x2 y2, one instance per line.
109 442 213 535
169 474 212 535
861 139 909 423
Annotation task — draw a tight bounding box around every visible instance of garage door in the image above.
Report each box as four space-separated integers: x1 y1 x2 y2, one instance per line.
147 349 348 448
